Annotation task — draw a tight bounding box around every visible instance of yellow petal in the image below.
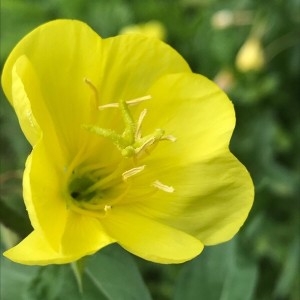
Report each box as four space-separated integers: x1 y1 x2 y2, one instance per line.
93 32 190 107
23 142 68 251
2 19 190 157
3 231 79 265
60 211 114 256
103 208 204 263
142 73 235 165
10 55 69 161
11 56 41 145
21 156 114 262
133 73 253 244
2 20 104 155
130 152 253 245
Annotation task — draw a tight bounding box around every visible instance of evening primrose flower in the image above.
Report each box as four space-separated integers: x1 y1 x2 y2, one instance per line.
1 20 253 265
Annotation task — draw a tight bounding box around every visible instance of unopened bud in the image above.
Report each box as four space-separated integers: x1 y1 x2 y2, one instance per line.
236 37 265 72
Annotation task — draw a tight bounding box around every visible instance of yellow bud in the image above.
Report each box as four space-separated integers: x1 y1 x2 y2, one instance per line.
236 37 265 72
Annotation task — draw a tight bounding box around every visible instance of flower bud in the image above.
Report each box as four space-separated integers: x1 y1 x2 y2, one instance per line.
236 37 265 72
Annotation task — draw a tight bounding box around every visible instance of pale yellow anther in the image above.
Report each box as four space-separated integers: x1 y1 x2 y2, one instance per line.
152 180 174 193
122 165 146 181
126 95 151 105
162 135 177 142
98 103 120 110
136 109 148 139
135 137 157 154
98 95 151 110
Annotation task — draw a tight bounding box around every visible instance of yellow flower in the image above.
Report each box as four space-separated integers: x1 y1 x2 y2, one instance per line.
236 36 265 72
119 20 166 40
1 20 253 265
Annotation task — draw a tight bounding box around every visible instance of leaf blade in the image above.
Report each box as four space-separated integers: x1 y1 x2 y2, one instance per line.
174 239 258 300
83 244 152 300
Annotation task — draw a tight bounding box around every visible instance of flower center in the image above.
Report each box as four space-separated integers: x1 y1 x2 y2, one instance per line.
66 79 176 217
84 95 176 160
69 175 97 202
67 163 128 217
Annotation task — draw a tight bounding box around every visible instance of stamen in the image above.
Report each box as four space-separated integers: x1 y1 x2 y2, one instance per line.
126 95 151 105
98 95 151 110
133 129 164 157
135 136 156 154
84 77 99 104
161 135 177 142
152 180 174 193
98 103 120 110
135 109 147 139
122 165 146 181
87 93 175 161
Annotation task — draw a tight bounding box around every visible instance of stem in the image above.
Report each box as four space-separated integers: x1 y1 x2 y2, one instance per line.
71 258 86 293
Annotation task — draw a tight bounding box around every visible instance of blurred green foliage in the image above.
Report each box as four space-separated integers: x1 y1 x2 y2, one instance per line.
0 0 299 299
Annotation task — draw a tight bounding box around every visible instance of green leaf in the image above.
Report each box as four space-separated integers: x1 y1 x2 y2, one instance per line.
0 197 32 239
5 262 106 300
0 254 39 300
274 236 300 298
83 244 152 300
173 239 258 300
24 264 82 300
1 244 152 300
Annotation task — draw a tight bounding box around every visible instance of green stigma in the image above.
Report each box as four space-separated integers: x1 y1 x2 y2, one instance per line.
84 96 176 160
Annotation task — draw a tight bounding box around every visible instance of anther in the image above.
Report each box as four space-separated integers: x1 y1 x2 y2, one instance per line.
126 95 151 105
98 95 151 110
152 180 174 193
162 135 177 142
135 109 147 139
122 165 146 181
98 103 120 110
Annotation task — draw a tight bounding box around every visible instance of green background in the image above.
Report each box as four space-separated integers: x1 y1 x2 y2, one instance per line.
0 0 299 299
